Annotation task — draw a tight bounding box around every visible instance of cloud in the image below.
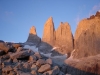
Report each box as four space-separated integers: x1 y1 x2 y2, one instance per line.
89 3 100 16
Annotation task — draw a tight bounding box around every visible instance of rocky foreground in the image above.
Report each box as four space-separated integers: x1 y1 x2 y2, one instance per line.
0 41 70 75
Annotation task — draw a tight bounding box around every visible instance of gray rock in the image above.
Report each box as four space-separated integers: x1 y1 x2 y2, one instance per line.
36 59 45 67
10 50 31 59
31 64 38 71
28 55 37 63
0 50 5 56
38 64 51 73
8 71 16 75
46 58 52 65
2 66 13 73
16 47 23 52
13 58 18 63
23 62 31 72
52 66 60 75
31 70 38 75
34 52 42 59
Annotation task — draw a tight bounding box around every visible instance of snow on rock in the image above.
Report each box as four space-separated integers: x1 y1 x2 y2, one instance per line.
51 47 59 51
40 52 52 58
24 45 38 52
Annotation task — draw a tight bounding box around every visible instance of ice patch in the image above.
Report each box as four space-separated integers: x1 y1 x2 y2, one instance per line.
40 52 52 58
40 52 67 59
24 45 38 52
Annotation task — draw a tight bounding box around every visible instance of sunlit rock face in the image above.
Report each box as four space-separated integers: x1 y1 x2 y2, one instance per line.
42 17 55 46
55 22 73 55
29 26 37 35
64 12 100 75
27 26 41 45
72 11 100 59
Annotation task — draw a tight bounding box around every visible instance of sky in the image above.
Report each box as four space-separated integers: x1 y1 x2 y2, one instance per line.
0 0 100 43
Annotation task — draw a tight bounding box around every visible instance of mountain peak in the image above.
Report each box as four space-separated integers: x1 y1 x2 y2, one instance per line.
29 26 37 35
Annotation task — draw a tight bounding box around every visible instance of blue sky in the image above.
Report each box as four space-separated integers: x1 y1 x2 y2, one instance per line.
0 0 100 42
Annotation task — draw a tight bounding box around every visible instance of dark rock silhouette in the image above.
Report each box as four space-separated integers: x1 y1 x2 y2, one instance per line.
27 26 41 46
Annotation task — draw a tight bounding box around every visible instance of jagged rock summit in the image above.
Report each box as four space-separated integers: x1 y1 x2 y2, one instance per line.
42 17 55 46
26 26 41 45
41 17 73 55
55 22 73 55
29 26 37 35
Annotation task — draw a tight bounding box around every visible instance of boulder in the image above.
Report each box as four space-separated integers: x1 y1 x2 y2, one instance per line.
52 66 60 75
38 64 51 73
2 66 13 73
28 55 37 62
36 59 45 67
8 71 16 75
10 50 31 59
0 42 9 53
12 43 22 49
46 58 52 65
34 52 42 59
31 64 38 71
23 62 31 72
16 47 23 52
31 70 37 75
0 50 5 56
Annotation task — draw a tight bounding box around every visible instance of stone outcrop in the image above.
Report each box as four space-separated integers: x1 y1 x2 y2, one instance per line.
27 26 41 45
55 22 73 55
72 11 100 59
41 17 73 56
42 17 55 46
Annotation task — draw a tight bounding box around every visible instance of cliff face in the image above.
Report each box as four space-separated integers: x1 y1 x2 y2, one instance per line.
41 17 73 55
55 22 73 55
42 17 55 46
64 11 100 75
72 11 100 59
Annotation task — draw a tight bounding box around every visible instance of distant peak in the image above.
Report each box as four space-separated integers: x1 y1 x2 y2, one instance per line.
47 16 53 22
29 26 37 35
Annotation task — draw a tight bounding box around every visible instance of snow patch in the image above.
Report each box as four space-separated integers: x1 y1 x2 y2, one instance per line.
40 52 52 58
51 47 58 51
24 45 38 52
40 52 67 59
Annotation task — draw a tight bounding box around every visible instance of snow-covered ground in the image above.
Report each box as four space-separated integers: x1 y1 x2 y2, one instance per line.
24 45 39 52
24 44 67 65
